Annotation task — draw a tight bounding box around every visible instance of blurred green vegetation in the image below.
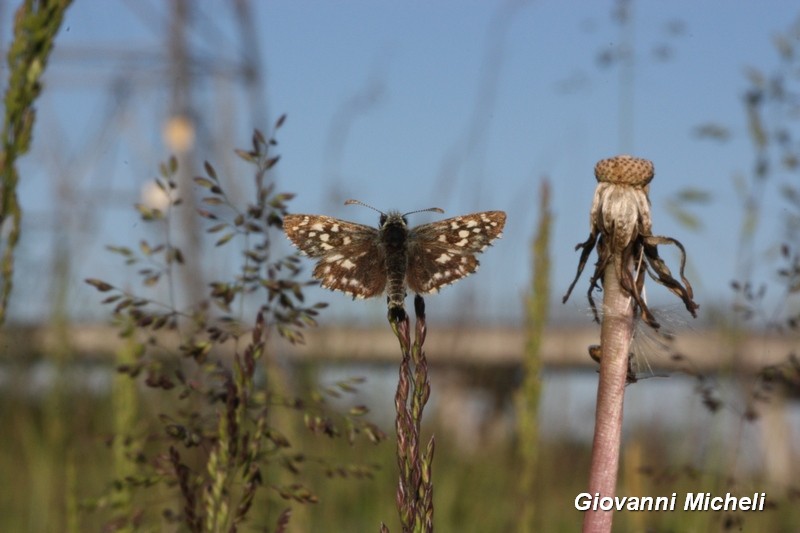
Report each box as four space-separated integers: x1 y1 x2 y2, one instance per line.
2 371 799 532
516 179 551 533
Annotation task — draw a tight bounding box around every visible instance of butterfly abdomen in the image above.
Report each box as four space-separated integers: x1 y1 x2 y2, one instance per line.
380 213 410 319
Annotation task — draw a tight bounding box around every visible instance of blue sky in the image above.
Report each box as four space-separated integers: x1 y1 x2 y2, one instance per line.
8 1 800 325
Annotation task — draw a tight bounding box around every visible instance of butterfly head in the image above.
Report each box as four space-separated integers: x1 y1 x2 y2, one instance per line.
380 211 408 229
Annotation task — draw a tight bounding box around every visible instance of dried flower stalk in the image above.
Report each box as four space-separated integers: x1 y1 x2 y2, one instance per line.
562 155 699 533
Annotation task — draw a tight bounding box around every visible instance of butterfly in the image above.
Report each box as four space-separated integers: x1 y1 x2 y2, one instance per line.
283 200 506 320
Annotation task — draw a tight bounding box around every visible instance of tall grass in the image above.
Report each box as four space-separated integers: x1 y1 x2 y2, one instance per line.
0 0 72 327
516 179 551 532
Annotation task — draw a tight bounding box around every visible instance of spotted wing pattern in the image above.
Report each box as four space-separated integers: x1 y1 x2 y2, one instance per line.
406 211 506 294
283 214 387 298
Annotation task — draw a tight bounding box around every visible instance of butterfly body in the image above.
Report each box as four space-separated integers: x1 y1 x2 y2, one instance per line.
283 206 506 318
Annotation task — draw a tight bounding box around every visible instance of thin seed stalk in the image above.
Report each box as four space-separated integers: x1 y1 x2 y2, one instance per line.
411 313 433 533
205 403 235 532
582 260 635 533
390 297 434 533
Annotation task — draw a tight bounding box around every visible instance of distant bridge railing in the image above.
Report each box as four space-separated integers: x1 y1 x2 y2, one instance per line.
2 324 796 373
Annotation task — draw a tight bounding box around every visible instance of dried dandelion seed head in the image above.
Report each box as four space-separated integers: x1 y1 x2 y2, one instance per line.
564 155 699 329
592 188 649 255
590 155 654 254
594 155 654 186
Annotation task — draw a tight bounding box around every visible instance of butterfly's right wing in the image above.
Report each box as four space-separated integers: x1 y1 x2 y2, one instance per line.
406 211 506 294
283 214 387 298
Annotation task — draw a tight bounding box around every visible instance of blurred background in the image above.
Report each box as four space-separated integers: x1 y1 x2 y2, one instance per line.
12 0 800 324
3 0 800 531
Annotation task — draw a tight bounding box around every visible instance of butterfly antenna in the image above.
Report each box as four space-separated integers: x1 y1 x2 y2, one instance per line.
403 206 445 216
344 199 444 216
344 199 385 215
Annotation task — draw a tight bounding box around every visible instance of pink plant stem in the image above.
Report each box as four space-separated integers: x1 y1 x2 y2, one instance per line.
582 260 635 533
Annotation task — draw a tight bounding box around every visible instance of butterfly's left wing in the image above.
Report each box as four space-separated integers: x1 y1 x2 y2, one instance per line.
283 214 387 298
406 211 506 294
